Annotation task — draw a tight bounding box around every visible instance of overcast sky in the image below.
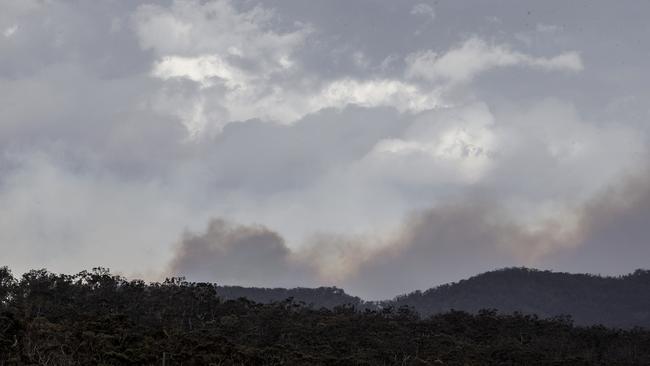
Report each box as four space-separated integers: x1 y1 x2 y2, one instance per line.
2 0 650 299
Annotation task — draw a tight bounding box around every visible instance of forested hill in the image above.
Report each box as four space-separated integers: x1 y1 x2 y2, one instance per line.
215 268 650 328
390 267 650 328
213 285 371 310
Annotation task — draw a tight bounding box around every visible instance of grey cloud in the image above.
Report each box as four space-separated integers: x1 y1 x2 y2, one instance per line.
202 106 406 194
0 69 185 180
2 0 650 299
0 1 150 79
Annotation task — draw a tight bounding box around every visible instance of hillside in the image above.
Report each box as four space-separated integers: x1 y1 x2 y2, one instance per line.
205 268 650 328
390 267 650 328
214 285 372 310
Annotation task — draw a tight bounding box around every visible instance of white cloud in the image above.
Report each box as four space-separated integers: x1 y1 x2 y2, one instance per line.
365 103 497 185
138 0 448 136
410 3 435 19
528 52 583 72
405 37 583 84
133 0 314 134
133 0 310 63
140 4 583 138
152 55 249 88
149 73 442 136
317 79 441 113
3 25 18 38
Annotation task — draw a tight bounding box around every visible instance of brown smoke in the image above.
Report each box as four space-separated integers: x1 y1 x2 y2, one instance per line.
168 172 650 299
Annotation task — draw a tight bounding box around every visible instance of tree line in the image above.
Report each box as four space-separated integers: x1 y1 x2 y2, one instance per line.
1 266 650 365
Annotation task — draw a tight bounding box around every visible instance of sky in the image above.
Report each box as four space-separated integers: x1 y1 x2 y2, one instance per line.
1 0 650 299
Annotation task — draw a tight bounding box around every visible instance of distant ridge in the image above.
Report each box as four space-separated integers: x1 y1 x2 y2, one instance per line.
391 267 650 327
213 267 650 328
213 285 372 310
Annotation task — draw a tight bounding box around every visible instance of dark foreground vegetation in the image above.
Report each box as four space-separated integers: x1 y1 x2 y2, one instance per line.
2 267 650 365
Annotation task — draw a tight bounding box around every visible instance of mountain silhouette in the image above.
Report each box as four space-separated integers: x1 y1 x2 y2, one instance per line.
212 267 650 328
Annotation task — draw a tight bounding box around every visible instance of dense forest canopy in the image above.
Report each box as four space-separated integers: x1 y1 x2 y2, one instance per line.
1 266 650 365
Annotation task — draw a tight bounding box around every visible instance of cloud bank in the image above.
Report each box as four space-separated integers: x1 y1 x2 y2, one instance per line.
1 0 650 298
